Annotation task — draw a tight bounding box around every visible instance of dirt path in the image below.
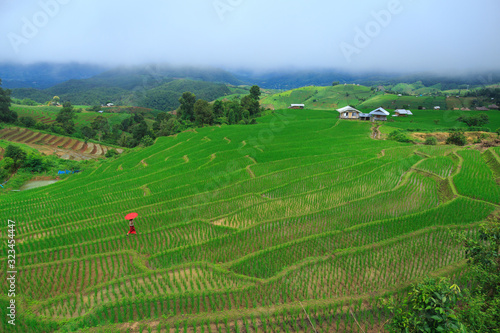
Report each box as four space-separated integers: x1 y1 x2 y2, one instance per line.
371 124 381 140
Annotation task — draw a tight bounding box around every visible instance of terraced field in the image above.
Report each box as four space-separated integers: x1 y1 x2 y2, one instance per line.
0 109 498 332
0 127 121 160
11 105 131 128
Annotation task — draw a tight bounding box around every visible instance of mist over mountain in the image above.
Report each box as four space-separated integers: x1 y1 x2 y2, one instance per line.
0 62 109 89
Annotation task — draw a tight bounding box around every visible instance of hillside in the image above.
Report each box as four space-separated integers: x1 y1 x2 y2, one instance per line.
261 84 380 110
9 65 244 110
1 109 498 332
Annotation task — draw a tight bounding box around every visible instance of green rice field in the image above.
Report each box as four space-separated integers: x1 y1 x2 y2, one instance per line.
0 109 498 332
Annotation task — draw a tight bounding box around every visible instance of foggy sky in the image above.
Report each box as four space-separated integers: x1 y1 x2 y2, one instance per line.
1 0 499 73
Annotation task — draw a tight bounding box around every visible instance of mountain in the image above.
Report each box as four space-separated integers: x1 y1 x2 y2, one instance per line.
232 69 500 90
0 62 109 89
8 64 242 110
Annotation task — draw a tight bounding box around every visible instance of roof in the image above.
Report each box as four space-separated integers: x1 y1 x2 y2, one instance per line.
488 104 499 109
359 113 371 117
370 107 390 116
290 104 305 107
336 105 360 113
395 109 413 115
476 107 489 111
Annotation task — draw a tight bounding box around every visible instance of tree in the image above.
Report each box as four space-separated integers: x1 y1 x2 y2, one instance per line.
457 114 489 127
241 95 260 118
56 102 76 134
496 127 500 136
0 79 17 124
386 277 467 333
213 100 225 118
19 116 36 128
158 118 181 137
194 99 214 126
81 126 96 143
332 81 340 86
446 131 467 146
249 85 261 100
179 92 196 122
90 116 110 142
132 121 148 141
4 145 26 169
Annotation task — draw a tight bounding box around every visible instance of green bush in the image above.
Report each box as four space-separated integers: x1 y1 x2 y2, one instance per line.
425 136 438 145
105 149 119 158
446 131 467 146
388 130 412 143
386 277 467 333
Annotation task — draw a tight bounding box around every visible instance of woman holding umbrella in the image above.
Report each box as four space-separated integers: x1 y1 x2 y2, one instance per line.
125 212 138 235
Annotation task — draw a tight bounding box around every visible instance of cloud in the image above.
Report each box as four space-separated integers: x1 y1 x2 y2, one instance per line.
0 0 499 73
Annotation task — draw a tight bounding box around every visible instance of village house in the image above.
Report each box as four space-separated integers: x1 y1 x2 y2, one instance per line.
434 106 441 110
476 106 489 111
289 104 305 109
370 107 390 121
488 104 499 110
336 106 361 119
359 113 371 121
394 109 413 117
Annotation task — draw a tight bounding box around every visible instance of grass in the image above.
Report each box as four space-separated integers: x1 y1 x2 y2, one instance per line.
383 110 500 132
0 109 498 332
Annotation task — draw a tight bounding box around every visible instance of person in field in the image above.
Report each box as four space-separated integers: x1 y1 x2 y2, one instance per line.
125 212 138 235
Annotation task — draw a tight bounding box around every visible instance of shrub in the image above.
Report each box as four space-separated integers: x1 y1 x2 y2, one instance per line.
388 130 412 143
105 149 119 158
446 131 467 146
386 277 467 333
425 136 438 145
140 135 154 147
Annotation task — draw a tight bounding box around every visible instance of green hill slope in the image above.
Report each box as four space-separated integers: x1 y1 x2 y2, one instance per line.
1 110 497 332
261 84 379 109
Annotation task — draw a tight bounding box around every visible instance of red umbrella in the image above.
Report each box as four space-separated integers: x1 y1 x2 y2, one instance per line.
125 212 138 220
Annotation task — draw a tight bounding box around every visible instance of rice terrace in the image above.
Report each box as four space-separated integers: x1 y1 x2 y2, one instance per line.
1 108 499 332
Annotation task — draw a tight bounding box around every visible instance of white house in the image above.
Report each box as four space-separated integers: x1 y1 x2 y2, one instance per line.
337 106 361 119
370 108 390 121
106 103 114 107
394 109 413 117
289 104 305 109
434 106 441 110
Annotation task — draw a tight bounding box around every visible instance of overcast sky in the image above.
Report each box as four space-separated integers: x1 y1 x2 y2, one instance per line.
0 0 499 73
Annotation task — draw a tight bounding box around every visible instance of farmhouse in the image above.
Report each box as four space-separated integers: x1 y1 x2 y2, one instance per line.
289 104 305 109
488 104 499 110
476 107 489 111
359 113 371 121
394 109 413 117
336 106 361 119
434 106 441 110
370 107 390 121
